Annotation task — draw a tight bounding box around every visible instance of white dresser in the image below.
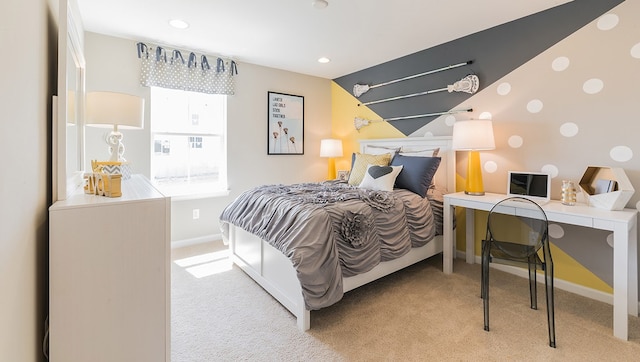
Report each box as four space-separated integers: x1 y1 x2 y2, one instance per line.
49 175 170 362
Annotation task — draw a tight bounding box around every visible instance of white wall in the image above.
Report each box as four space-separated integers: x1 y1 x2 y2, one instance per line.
84 32 332 242
0 0 57 361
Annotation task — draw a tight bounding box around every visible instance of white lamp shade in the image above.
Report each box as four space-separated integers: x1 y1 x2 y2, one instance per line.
86 91 145 129
320 139 343 158
451 120 495 150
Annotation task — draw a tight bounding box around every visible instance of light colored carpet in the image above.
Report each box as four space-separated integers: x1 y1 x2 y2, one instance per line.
171 241 640 361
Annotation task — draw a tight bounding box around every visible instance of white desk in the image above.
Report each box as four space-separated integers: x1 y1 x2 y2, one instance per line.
443 192 638 340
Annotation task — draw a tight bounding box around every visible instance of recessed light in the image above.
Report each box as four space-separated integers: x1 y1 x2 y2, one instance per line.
169 19 189 29
312 0 328 10
318 57 330 63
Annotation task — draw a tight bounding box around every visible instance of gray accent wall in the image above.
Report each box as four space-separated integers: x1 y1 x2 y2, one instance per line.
334 0 623 136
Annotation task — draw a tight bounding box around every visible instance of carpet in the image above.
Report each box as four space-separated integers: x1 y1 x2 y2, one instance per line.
171 242 640 361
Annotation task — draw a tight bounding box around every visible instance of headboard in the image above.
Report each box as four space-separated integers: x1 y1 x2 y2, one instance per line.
358 137 455 193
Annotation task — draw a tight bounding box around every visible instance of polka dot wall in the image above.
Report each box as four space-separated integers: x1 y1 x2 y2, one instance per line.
418 1 639 289
332 1 634 292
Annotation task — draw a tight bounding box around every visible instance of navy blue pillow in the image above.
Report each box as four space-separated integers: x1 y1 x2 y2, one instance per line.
390 155 441 197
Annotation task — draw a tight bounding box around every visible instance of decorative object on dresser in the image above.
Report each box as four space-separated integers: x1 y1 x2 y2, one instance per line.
85 91 145 163
220 136 455 330
451 120 495 196
83 160 124 197
578 166 634 210
319 138 343 179
267 91 304 155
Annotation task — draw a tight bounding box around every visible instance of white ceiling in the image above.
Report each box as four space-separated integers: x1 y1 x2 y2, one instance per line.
76 0 572 79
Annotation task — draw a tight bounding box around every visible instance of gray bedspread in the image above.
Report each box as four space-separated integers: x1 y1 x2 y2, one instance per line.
219 180 436 310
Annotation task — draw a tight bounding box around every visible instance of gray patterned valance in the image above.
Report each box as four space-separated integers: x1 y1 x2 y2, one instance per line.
136 42 238 95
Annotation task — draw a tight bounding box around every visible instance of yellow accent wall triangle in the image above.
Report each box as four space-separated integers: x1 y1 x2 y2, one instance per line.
331 81 404 172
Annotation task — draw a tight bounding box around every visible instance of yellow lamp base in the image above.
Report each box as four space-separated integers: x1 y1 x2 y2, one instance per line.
465 150 485 196
327 158 337 180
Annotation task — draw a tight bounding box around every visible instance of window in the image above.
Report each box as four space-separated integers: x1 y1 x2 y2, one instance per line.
150 87 227 198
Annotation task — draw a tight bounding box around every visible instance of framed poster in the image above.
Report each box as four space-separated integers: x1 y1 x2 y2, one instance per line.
268 91 304 155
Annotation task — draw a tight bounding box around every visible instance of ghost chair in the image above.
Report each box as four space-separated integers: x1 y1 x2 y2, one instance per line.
481 196 556 348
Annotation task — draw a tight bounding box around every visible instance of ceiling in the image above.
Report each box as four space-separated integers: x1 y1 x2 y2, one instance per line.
76 0 572 79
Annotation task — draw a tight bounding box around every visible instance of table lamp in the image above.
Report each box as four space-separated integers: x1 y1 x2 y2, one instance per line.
320 138 343 180
452 120 495 195
86 91 144 162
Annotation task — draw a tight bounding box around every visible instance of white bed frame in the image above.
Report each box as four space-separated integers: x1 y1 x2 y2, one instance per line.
227 137 455 330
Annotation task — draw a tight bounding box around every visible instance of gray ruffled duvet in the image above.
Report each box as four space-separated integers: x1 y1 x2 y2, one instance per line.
219 180 437 310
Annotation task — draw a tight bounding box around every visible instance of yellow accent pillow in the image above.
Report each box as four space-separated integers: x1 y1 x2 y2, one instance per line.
348 152 392 186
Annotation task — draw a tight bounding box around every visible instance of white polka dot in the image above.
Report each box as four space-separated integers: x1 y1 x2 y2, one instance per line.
559 122 579 137
541 164 559 178
508 135 523 148
479 112 492 120
606 233 614 248
631 43 640 59
497 82 511 96
548 224 565 239
424 131 434 137
527 99 543 113
552 56 570 71
445 115 457 126
610 146 633 162
484 161 497 173
597 13 619 31
583 78 604 94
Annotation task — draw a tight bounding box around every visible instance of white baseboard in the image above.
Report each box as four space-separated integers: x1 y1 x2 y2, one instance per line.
171 234 222 249
456 250 640 311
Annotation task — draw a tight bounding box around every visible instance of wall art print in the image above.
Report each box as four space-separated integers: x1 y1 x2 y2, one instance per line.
268 91 304 155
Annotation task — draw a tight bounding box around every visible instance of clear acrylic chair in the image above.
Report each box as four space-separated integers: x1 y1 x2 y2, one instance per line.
481 196 556 348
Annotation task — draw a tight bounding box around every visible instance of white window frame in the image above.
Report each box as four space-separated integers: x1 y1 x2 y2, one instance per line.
150 87 228 199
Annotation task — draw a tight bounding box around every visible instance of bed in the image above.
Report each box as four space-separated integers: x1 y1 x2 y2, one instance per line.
219 137 455 330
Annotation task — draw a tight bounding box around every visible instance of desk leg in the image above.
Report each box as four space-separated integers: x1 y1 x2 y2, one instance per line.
613 223 630 340
443 200 454 274
628 221 638 317
466 208 475 264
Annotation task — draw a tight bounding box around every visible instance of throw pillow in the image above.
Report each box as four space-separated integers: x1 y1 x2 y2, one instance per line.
358 165 403 192
390 155 441 197
348 152 392 185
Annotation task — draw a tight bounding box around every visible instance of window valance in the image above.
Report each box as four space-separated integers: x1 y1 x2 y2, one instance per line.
136 42 238 95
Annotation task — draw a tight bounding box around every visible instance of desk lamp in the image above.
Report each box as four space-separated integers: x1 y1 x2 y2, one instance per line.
86 91 144 162
320 139 343 180
452 120 495 195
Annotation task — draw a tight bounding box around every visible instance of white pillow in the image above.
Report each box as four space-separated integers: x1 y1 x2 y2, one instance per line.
358 164 403 192
398 146 440 157
363 145 400 155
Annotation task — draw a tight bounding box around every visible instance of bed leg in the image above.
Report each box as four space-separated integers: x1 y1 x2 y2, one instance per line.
297 309 310 331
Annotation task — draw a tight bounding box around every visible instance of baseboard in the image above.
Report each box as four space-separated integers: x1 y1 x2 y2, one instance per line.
456 250 640 311
171 234 222 249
